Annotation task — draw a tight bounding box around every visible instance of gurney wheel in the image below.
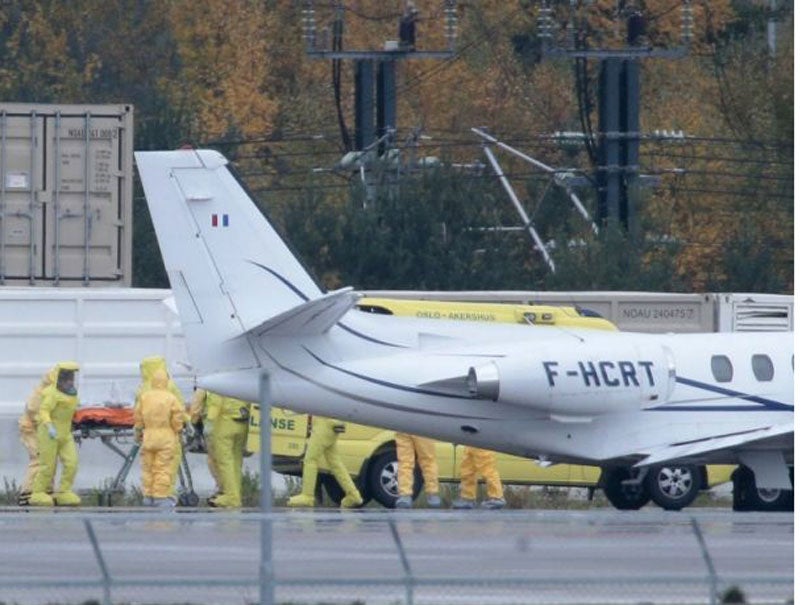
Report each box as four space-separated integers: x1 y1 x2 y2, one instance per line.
179 491 200 507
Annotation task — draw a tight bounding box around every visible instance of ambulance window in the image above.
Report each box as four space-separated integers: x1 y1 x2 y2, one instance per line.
751 354 774 382
710 355 733 383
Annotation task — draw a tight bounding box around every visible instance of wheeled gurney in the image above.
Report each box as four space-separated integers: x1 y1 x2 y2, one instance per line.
71 407 200 507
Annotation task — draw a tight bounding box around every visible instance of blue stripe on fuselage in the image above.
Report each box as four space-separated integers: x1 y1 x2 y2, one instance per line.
303 347 475 400
649 376 792 412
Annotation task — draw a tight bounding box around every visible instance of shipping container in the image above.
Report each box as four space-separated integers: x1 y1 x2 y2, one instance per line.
0 103 134 286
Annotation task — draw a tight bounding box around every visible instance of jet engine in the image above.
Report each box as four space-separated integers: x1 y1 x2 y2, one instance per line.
466 341 676 416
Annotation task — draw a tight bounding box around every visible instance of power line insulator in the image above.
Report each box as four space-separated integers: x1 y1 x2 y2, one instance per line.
301 2 316 51
681 2 694 45
444 0 458 50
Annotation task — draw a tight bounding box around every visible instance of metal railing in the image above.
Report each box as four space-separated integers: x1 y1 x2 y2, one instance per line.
0 509 793 605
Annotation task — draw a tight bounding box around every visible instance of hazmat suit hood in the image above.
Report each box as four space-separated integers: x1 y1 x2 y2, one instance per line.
151 369 169 390
54 361 80 396
140 356 168 385
42 366 59 388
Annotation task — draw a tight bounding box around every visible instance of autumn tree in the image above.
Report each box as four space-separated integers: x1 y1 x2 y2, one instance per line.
0 1 791 292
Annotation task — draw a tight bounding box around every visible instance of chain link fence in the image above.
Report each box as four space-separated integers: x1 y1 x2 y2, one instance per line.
0 510 793 605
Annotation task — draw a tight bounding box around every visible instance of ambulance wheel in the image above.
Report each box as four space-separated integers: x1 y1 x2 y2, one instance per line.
647 465 702 511
603 467 650 510
319 474 344 504
367 450 422 508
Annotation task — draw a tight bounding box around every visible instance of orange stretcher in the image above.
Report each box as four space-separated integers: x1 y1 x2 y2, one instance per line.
73 406 135 428
72 406 199 507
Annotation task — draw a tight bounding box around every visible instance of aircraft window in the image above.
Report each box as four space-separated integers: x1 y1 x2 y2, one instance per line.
751 354 774 382
710 355 733 383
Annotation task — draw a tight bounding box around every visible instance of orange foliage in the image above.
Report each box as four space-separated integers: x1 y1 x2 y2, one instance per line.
164 0 280 140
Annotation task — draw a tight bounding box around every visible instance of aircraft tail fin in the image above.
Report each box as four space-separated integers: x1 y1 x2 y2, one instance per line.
135 149 325 373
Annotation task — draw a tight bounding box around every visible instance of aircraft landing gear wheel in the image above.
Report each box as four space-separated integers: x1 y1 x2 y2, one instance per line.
603 467 650 510
732 465 792 512
647 465 701 511
367 450 422 508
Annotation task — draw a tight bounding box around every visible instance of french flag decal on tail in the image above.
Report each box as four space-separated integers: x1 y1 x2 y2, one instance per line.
212 213 229 227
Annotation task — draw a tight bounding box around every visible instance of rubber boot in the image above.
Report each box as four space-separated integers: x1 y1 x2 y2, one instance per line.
154 497 176 510
288 462 318 507
28 492 54 506
142 497 154 506
480 498 506 510
54 491 81 506
340 490 363 509
287 493 316 507
395 495 413 509
426 493 442 508
210 493 241 508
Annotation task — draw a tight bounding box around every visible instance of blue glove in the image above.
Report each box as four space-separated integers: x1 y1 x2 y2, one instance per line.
47 424 57 439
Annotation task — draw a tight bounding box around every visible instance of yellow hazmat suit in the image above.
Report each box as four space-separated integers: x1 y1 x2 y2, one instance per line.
189 388 222 495
454 447 506 510
29 362 81 507
134 369 185 504
288 416 363 508
394 433 441 508
203 392 250 508
135 356 186 497
18 366 58 503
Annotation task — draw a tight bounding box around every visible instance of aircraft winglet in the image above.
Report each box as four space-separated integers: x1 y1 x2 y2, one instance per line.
246 288 360 337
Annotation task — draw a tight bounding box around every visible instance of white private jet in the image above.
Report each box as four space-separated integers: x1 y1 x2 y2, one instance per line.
136 149 794 511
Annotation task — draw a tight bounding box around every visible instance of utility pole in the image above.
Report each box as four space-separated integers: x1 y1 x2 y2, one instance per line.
537 1 694 233
302 1 458 204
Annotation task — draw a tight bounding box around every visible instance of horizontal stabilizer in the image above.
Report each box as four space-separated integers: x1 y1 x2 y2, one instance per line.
247 288 360 337
635 423 793 468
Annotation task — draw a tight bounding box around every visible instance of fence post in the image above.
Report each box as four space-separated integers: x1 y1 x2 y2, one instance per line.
83 518 112 605
690 517 718 605
388 518 414 605
259 370 275 605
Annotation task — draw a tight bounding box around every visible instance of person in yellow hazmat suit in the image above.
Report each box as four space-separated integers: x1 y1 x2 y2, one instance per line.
134 369 186 508
452 447 506 510
28 362 81 507
17 365 58 505
135 356 187 499
201 390 250 508
287 416 363 508
189 387 222 500
394 433 441 508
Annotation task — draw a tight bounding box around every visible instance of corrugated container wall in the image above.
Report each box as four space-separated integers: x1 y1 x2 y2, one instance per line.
0 103 133 286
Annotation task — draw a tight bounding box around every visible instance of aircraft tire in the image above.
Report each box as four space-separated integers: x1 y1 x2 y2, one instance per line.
367 450 422 508
646 464 702 511
732 465 793 512
602 467 651 510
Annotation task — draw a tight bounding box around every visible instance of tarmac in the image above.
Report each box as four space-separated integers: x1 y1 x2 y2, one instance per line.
0 508 794 605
